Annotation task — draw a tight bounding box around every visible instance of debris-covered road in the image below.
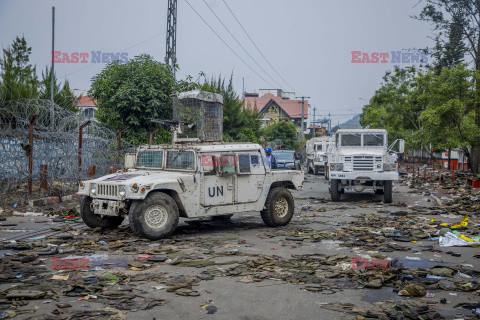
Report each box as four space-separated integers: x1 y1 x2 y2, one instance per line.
1 174 480 320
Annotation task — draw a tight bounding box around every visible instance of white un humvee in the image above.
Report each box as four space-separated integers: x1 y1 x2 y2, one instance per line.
326 129 404 203
78 143 304 240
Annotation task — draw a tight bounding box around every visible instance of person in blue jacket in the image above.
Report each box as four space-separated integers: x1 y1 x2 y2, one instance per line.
265 147 277 169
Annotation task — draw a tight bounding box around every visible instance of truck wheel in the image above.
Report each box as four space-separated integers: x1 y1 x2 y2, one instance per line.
261 187 294 227
330 179 341 202
383 181 393 203
314 166 319 175
81 196 124 229
129 192 179 240
307 161 313 174
324 166 329 180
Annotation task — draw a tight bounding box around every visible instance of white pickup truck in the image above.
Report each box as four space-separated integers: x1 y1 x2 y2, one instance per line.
306 136 333 175
78 143 304 240
327 129 404 203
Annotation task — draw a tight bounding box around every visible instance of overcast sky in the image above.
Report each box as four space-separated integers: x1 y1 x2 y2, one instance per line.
0 0 434 124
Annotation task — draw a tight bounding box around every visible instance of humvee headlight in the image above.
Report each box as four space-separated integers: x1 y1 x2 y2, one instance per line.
119 185 126 196
330 163 343 171
90 183 96 194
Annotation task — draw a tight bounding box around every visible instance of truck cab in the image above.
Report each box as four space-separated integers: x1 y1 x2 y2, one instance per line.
327 129 404 203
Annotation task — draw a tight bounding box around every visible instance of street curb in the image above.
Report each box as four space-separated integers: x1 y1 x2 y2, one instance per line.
28 194 84 207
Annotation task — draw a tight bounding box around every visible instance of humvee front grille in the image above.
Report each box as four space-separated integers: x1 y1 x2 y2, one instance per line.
353 156 374 171
98 184 118 197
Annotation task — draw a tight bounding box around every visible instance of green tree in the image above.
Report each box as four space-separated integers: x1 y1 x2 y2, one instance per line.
415 0 480 171
0 36 39 108
89 54 177 145
418 65 480 168
265 121 298 150
39 67 78 112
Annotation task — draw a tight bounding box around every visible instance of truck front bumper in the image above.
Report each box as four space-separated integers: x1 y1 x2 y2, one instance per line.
329 171 398 181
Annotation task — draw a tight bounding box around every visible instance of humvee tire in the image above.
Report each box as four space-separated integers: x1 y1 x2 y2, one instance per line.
81 196 124 229
324 166 329 180
383 181 393 203
330 179 341 202
261 187 294 227
129 192 179 240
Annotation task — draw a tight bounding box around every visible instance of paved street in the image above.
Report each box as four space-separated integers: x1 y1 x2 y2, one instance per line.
1 174 479 320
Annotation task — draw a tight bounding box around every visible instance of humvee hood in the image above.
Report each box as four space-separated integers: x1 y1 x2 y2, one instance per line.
91 171 192 185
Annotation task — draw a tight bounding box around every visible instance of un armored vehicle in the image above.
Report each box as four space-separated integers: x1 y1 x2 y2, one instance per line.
326 129 404 203
306 136 333 175
78 90 304 240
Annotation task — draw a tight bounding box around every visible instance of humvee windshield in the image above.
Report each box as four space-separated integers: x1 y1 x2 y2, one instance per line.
135 149 195 170
137 150 163 168
166 150 195 170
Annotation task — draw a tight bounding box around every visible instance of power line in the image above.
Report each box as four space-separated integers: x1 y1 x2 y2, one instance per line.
221 0 297 93
201 0 285 90
60 31 166 79
184 0 275 87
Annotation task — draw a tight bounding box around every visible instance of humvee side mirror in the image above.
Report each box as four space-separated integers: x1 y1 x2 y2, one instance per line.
124 153 136 169
398 139 405 153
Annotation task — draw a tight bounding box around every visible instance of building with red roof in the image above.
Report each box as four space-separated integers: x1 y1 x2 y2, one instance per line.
74 95 97 118
242 89 308 133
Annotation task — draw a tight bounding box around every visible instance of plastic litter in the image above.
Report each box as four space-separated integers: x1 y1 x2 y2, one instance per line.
439 232 480 247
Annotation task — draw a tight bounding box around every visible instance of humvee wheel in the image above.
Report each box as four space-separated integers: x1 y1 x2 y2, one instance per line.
324 166 329 180
383 181 393 203
261 187 294 227
129 192 179 240
80 196 124 229
330 179 341 202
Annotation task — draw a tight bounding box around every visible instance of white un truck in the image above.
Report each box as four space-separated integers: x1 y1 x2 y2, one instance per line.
77 90 303 240
327 129 404 203
306 136 333 175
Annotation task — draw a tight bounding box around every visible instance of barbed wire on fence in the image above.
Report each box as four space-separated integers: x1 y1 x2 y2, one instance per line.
0 99 135 195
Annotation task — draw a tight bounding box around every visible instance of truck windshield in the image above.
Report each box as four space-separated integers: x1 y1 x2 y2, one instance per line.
166 150 195 170
136 150 163 168
364 134 384 147
341 134 361 146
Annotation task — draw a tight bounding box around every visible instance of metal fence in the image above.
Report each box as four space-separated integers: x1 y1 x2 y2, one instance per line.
0 99 135 196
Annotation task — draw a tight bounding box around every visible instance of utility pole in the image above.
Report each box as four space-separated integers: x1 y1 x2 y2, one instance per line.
51 6 55 102
165 0 177 78
296 96 310 139
313 106 316 138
